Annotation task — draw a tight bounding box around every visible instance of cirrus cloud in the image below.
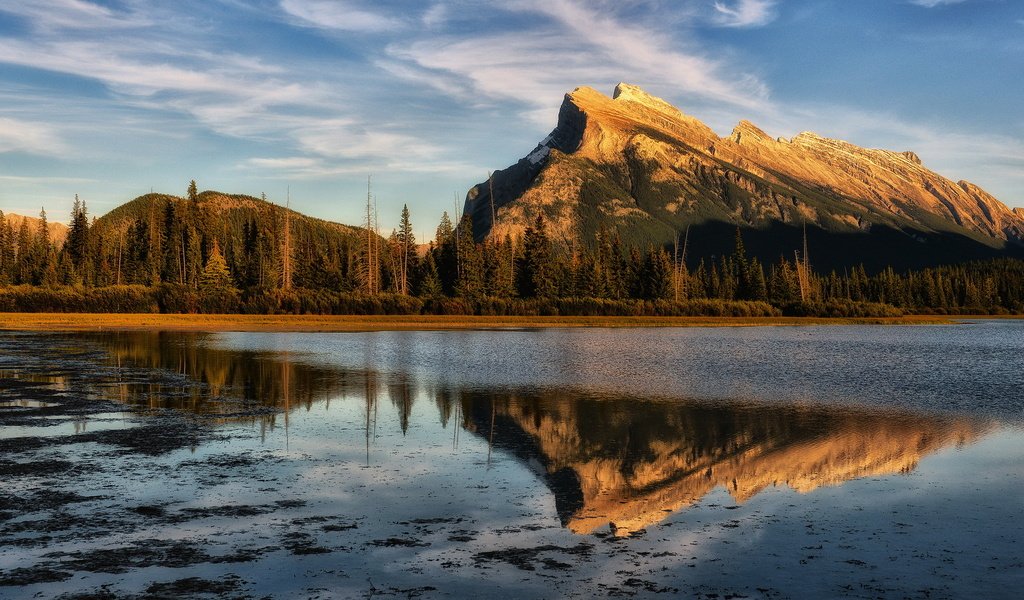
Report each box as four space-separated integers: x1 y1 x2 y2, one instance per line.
0 118 67 156
712 0 777 28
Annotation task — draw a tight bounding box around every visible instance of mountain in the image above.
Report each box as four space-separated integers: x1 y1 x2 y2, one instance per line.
92 190 359 242
464 83 1024 271
3 212 69 247
85 190 367 290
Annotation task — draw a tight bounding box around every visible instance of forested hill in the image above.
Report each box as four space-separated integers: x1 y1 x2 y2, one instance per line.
88 190 364 291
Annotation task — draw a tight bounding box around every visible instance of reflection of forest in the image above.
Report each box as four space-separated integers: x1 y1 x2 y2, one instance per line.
91 332 348 426
90 333 991 535
462 394 990 534
92 332 430 434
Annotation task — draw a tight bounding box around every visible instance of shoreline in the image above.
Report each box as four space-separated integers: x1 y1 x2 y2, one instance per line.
0 312 1006 332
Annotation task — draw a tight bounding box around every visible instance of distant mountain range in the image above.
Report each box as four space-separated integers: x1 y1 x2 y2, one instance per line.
3 212 69 246
464 83 1024 270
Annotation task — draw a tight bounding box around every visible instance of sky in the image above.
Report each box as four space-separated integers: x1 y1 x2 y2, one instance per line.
0 0 1022 234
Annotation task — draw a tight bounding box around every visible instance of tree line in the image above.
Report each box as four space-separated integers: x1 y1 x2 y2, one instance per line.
1 184 1022 316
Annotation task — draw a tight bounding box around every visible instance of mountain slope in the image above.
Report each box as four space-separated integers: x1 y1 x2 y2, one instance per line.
93 191 360 242
88 191 367 289
3 213 69 247
90 190 364 273
464 84 1024 270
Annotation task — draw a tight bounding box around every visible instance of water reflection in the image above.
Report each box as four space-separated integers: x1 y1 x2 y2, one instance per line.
88 331 991 535
463 394 988 534
88 332 350 423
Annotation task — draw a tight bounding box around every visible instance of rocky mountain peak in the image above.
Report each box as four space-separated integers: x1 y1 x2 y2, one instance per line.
730 120 773 145
901 150 922 165
611 82 683 118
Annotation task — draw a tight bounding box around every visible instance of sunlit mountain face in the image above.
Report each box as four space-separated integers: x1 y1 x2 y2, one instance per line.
464 84 1024 271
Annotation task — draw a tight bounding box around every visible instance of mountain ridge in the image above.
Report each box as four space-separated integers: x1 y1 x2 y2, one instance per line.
3 212 70 247
464 83 1024 270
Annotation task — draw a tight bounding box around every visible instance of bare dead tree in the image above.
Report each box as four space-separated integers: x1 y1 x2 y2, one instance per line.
673 225 690 302
488 171 496 240
361 176 379 295
795 221 811 301
281 187 293 291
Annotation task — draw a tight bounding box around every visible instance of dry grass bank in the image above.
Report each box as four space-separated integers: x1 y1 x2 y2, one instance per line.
0 312 972 333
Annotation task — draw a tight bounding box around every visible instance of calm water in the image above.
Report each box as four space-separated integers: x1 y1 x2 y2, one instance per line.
2 322 1023 598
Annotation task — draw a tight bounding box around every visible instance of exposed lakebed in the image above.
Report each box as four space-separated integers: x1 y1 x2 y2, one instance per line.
1 323 1023 598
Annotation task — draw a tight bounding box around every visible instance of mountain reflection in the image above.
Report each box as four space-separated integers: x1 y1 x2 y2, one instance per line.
462 393 988 534
89 332 990 534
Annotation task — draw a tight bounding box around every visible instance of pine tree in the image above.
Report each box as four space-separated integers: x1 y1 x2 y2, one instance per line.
0 211 12 284
40 247 59 287
484 235 516 298
26 208 53 285
642 248 673 300
65 195 89 266
748 257 768 301
397 204 415 295
14 218 31 283
434 211 457 295
199 240 239 312
416 250 443 298
185 225 203 288
187 180 199 203
517 214 555 298
455 215 483 299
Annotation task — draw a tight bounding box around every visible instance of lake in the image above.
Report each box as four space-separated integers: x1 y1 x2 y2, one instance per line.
1 322 1023 598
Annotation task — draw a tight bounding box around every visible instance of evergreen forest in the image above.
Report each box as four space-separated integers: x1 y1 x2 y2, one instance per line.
1 184 1022 317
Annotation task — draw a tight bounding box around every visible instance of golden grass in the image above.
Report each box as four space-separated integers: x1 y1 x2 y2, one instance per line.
0 312 978 333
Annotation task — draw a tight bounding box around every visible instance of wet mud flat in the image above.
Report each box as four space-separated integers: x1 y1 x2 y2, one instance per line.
1 331 1023 599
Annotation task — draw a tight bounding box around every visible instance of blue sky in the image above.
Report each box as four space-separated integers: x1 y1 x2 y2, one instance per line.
0 0 1021 234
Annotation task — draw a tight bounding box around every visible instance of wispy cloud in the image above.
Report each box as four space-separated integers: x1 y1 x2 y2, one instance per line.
389 0 770 124
0 39 266 97
0 0 1020 218
908 0 968 7
0 0 145 31
294 119 443 161
0 175 96 184
279 0 405 32
0 118 67 156
712 0 777 28
422 3 448 29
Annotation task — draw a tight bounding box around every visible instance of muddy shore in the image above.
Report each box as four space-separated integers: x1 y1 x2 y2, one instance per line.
0 312 970 333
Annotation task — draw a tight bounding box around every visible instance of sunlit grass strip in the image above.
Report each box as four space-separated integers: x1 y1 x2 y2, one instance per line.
0 312 980 332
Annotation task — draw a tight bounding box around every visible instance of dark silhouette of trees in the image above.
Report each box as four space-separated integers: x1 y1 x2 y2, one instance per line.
517 215 556 298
